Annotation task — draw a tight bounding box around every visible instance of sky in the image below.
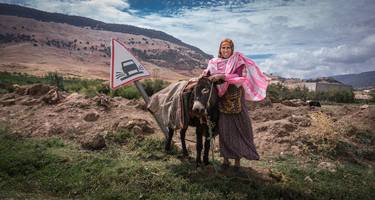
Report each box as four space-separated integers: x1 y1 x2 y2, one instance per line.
1 0 375 78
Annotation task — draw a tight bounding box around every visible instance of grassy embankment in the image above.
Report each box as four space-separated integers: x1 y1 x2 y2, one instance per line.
0 123 374 200
1 71 374 199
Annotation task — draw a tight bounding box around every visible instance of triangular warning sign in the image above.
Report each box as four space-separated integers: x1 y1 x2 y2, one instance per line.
110 39 150 90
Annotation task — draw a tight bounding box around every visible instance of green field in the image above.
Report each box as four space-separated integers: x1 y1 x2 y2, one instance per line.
1 124 374 200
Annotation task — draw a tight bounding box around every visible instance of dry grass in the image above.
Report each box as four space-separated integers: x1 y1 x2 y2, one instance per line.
300 111 340 154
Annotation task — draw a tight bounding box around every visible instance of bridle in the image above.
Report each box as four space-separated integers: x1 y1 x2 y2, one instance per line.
204 81 216 163
193 79 219 168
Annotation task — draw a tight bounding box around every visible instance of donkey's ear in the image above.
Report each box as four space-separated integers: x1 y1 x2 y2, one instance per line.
201 70 211 78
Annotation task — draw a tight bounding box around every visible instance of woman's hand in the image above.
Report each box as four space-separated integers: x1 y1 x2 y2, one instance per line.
209 74 225 82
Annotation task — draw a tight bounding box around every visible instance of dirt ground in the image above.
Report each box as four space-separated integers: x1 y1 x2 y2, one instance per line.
1 84 374 166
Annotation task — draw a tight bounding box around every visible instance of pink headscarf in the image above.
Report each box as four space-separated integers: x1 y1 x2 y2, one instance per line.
203 52 269 101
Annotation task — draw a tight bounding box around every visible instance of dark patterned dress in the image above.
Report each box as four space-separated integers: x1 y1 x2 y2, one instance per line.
218 65 260 160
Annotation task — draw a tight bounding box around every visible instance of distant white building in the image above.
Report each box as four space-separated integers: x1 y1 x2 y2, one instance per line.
281 78 353 93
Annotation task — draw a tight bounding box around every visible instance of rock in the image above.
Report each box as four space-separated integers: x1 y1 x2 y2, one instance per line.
123 119 155 134
360 104 369 110
133 125 143 135
41 89 61 104
94 94 111 110
0 99 16 106
83 112 100 122
19 97 41 106
142 124 155 134
317 161 337 173
270 122 297 137
304 176 313 183
81 134 106 150
275 105 282 111
26 84 51 96
14 85 27 95
0 93 16 100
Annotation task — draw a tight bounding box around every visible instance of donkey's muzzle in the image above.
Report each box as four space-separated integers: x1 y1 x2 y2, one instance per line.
192 101 205 113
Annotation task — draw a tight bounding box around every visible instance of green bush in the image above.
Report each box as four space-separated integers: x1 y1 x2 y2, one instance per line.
0 71 45 85
142 79 170 96
44 72 64 90
369 91 375 103
110 86 140 99
0 72 171 100
315 90 354 103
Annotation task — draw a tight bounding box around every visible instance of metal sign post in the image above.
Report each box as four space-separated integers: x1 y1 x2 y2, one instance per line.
134 80 168 138
110 38 168 138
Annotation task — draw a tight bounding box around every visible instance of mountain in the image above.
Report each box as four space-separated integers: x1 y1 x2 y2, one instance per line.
0 3 211 59
330 71 375 89
0 3 212 81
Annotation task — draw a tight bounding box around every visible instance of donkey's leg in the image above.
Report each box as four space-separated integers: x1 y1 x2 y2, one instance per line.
180 128 189 157
196 126 203 167
203 136 211 165
165 127 174 152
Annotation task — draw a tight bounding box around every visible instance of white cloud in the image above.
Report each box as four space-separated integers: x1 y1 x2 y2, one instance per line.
1 0 375 78
260 34 375 78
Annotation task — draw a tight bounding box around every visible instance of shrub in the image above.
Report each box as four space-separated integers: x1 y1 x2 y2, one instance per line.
305 112 340 154
314 90 354 103
44 72 64 90
110 86 140 99
0 72 170 100
142 79 170 96
369 91 375 103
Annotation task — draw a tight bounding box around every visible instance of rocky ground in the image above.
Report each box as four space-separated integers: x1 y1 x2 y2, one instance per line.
1 83 374 166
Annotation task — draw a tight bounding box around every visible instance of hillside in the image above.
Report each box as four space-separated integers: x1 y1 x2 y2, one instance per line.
0 3 211 59
331 71 375 89
0 3 211 82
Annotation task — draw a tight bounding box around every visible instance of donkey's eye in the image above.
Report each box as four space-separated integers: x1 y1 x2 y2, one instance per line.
201 88 209 94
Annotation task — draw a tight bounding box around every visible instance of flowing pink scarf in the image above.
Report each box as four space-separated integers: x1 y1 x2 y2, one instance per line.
204 52 269 101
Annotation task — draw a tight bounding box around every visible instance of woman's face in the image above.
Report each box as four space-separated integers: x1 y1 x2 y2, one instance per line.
220 43 232 59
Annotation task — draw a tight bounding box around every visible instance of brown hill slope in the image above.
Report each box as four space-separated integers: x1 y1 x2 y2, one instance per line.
0 12 209 82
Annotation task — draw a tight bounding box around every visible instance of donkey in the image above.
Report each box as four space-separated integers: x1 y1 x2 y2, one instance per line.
164 76 220 166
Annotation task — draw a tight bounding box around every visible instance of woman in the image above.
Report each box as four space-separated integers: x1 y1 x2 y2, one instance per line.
203 39 269 170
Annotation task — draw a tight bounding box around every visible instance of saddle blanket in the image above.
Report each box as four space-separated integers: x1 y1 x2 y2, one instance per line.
147 78 198 130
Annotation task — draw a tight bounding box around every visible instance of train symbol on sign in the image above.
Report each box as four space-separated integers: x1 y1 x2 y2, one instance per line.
115 59 144 81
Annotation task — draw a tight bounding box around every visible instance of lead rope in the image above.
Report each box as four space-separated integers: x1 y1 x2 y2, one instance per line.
205 81 218 171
